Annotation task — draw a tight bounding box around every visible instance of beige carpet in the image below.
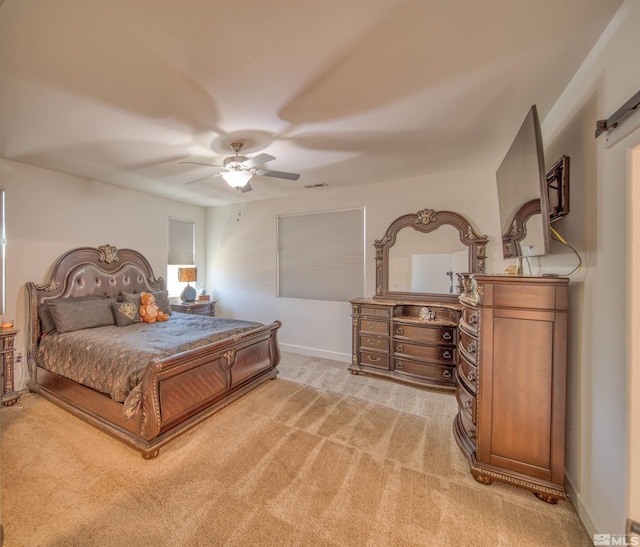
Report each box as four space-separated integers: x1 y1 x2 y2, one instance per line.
1 352 591 546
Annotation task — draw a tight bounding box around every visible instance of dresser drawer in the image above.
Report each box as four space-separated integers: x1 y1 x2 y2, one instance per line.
360 306 392 319
460 305 479 334
459 329 478 364
393 340 456 364
456 381 477 423
359 350 389 370
358 318 389 336
458 353 478 394
359 335 390 353
393 323 457 346
393 359 454 383
459 408 477 448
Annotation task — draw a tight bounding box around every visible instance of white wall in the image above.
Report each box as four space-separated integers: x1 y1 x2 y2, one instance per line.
540 0 640 536
0 158 206 392
206 164 500 361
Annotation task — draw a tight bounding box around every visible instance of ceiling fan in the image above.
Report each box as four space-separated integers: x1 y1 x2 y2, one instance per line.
180 141 300 193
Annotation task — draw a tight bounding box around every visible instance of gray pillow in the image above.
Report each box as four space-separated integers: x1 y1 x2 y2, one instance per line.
39 295 111 335
112 301 141 327
122 290 171 315
48 298 116 334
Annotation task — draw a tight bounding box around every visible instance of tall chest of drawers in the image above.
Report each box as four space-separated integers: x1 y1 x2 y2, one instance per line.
350 298 461 391
453 275 569 503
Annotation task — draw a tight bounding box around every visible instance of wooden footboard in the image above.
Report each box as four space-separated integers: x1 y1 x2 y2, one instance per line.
30 321 281 458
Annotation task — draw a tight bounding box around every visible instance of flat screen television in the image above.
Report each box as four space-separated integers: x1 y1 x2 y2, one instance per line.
496 105 551 259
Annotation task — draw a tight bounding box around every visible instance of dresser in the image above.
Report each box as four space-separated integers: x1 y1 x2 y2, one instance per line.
453 275 568 502
170 300 217 316
350 298 461 391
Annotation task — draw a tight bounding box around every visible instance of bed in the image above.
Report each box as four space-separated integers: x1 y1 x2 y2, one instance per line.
26 244 281 458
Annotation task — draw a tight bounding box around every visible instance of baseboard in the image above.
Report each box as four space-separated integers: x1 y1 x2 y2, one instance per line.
280 343 351 364
565 472 598 538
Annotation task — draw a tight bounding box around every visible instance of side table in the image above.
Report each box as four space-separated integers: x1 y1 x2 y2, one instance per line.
1 328 20 406
171 301 217 317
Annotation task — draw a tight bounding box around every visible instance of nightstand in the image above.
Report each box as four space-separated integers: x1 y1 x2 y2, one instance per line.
1 328 20 406
171 301 217 316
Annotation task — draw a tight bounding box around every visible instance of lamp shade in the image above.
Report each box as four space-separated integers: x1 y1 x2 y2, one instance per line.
222 170 252 188
177 267 197 283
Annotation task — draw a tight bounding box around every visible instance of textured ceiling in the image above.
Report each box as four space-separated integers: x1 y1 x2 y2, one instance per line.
0 0 622 206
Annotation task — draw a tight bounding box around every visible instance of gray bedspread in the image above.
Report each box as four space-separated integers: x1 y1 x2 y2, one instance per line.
37 314 262 419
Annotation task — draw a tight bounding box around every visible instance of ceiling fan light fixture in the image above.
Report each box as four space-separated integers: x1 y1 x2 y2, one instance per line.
222 170 252 188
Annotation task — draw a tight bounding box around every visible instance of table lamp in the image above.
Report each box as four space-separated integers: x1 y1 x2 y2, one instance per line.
178 267 197 303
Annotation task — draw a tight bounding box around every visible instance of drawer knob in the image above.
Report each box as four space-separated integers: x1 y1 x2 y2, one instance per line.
469 314 478 325
396 326 404 335
442 350 452 359
467 370 476 382
469 429 477 440
442 331 452 341
396 344 404 352
442 369 452 378
463 399 472 409
367 355 381 363
467 342 476 354
396 362 404 369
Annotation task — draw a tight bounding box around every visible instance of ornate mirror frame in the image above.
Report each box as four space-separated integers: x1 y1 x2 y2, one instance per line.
374 209 488 302
502 198 540 259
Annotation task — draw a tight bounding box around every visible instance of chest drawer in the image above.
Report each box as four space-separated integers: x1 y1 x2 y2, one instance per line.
393 340 456 364
456 381 477 423
459 329 478 364
393 323 457 346
458 353 478 394
360 306 391 319
359 350 390 370
458 408 477 448
359 335 390 352
393 358 454 383
460 304 478 334
358 318 389 336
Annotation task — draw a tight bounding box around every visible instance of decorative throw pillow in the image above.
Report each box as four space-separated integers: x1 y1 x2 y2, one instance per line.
48 298 117 334
121 290 171 316
40 295 111 335
120 291 142 307
151 290 172 316
111 301 142 327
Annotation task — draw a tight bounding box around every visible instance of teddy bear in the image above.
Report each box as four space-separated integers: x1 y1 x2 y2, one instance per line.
139 292 169 323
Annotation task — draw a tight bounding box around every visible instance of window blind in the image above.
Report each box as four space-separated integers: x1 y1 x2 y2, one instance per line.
277 207 365 302
168 218 195 265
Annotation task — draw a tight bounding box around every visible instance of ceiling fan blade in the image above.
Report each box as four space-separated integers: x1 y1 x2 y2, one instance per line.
183 172 222 185
240 182 253 193
179 161 224 168
241 153 276 168
255 169 300 181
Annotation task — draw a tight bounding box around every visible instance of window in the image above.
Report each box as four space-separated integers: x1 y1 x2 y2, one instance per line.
167 218 195 297
277 207 365 302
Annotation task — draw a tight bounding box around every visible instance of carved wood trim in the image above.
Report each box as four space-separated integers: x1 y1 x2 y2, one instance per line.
374 209 488 302
502 199 541 259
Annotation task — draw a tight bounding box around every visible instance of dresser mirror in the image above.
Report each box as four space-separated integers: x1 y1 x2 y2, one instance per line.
374 209 488 302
